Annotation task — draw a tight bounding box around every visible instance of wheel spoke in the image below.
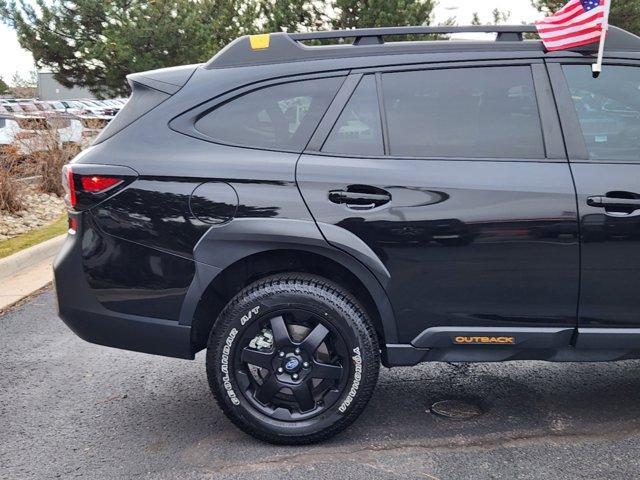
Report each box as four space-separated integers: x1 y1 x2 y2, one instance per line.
236 370 251 390
312 361 343 380
292 381 316 412
286 309 311 324
241 347 273 369
269 315 292 347
236 309 348 418
300 323 329 355
254 375 281 405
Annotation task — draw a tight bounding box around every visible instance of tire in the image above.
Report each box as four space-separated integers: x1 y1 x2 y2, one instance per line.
206 273 380 444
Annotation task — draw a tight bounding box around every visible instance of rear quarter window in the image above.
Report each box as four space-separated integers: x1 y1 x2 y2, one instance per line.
322 75 384 156
195 76 344 152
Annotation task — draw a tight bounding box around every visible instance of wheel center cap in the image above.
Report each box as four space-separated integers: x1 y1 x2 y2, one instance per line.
283 356 301 373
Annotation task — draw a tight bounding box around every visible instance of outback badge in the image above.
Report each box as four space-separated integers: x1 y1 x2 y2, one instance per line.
454 336 516 345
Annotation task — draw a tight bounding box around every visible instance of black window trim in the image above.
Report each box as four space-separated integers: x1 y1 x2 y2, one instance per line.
169 70 349 154
375 72 391 156
305 74 363 152
352 57 543 75
306 60 564 163
313 74 387 156
532 63 566 160
547 59 640 164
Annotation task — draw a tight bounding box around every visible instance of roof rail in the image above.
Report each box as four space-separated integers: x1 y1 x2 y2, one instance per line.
206 25 640 69
289 25 539 44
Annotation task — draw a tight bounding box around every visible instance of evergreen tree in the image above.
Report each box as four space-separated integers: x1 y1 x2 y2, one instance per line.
258 0 326 32
331 0 435 30
0 0 253 97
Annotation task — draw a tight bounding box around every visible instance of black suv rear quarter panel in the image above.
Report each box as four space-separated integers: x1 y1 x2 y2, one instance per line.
71 64 339 325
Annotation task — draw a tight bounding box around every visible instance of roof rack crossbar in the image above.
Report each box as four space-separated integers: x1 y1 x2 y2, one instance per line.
289 25 538 44
205 25 640 70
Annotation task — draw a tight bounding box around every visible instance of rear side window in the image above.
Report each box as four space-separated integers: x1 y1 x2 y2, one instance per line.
381 66 544 158
195 77 343 152
322 75 384 156
563 65 640 161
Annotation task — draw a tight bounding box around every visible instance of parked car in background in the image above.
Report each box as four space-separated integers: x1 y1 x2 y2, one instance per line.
100 99 121 108
76 115 112 146
5 114 57 155
75 100 114 117
33 101 57 115
46 101 67 113
58 101 89 115
0 102 24 114
53 116 84 149
29 101 84 148
0 104 20 155
16 101 39 115
0 95 124 154
0 100 83 153
1 98 33 105
94 99 122 115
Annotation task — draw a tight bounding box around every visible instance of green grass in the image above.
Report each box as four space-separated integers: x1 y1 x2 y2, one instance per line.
0 215 67 259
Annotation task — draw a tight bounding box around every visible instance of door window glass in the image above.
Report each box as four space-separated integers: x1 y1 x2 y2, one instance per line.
322 75 384 156
381 66 544 158
563 65 640 161
196 77 343 152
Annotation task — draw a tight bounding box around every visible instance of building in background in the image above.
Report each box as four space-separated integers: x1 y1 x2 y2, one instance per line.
37 72 94 100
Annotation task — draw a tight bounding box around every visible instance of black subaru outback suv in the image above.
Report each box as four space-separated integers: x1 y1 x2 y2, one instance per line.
54 25 640 444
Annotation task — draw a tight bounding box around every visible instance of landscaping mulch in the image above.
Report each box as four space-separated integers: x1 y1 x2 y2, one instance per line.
0 186 65 241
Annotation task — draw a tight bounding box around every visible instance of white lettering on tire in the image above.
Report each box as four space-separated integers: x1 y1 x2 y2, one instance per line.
221 327 240 405
220 306 261 407
338 347 362 413
241 306 260 325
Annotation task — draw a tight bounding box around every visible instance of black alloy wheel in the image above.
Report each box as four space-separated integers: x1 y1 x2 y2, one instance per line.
206 274 380 444
235 308 350 420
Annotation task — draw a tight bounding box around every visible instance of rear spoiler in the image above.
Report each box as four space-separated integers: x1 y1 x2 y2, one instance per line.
126 64 200 94
93 65 198 145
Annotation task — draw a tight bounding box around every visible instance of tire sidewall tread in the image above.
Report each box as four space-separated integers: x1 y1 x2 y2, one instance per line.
206 273 380 445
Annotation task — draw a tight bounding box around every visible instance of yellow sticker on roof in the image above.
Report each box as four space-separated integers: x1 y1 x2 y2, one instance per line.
249 34 270 50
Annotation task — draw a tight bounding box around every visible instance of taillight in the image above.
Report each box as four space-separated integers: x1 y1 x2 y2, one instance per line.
80 175 122 193
62 165 76 208
61 164 135 211
68 216 78 235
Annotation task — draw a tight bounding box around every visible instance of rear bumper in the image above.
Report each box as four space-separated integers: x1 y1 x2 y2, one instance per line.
53 231 194 359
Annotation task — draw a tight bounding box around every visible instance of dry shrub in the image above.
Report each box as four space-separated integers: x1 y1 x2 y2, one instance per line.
10 116 80 196
0 168 24 213
38 144 77 196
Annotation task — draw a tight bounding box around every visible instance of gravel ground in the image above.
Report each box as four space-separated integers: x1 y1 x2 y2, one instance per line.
0 186 65 240
3 289 640 479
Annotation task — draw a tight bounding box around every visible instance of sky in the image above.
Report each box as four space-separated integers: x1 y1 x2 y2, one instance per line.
0 0 546 85
0 22 35 85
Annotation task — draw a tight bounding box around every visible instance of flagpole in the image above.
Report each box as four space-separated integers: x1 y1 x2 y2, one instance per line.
592 0 612 78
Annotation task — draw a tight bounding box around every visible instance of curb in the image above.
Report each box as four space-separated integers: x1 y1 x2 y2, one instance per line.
0 234 66 281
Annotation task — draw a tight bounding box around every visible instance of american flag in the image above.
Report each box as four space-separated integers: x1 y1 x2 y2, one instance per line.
536 0 607 52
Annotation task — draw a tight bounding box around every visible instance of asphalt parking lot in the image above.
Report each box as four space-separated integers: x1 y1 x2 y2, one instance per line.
3 289 640 479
